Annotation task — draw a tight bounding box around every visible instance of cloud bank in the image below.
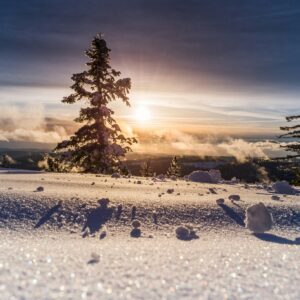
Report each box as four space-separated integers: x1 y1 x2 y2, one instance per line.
0 104 71 144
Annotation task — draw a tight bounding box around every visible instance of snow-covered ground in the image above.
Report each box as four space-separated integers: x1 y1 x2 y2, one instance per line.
1 172 300 299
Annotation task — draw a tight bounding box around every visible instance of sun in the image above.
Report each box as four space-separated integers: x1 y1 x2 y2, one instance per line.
134 105 152 123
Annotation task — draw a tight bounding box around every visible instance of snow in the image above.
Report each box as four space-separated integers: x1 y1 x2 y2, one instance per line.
272 181 298 195
245 202 273 233
0 172 300 299
188 169 223 183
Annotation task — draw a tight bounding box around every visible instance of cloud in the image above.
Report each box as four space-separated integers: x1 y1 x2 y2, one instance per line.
131 128 284 161
0 104 71 143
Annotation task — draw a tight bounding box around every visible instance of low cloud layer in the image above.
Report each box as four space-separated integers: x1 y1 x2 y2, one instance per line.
131 129 285 161
0 104 72 144
0 106 287 160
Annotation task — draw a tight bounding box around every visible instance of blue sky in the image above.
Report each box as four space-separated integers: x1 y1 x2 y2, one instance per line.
0 0 300 150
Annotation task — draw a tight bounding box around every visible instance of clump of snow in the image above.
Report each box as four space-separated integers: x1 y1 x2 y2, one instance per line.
175 226 190 240
82 227 90 238
175 225 198 240
130 228 141 238
188 171 213 183
216 198 225 205
167 188 174 194
209 169 222 182
98 198 110 207
111 173 121 179
131 219 141 228
272 181 297 195
245 202 273 233
88 253 100 264
188 169 222 183
36 186 44 192
229 194 240 201
99 225 107 239
209 188 217 194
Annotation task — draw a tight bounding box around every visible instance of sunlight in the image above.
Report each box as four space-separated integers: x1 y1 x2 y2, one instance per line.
134 105 152 123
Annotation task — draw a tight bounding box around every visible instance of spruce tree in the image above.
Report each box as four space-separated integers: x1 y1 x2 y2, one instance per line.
167 156 181 177
49 34 137 173
140 160 153 177
279 114 300 158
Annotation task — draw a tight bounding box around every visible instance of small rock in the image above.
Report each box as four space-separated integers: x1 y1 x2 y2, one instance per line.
167 188 174 194
36 186 44 192
245 202 273 233
91 182 95 185
136 180 142 184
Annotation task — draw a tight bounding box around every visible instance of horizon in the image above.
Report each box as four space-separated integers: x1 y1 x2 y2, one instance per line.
1 0 300 158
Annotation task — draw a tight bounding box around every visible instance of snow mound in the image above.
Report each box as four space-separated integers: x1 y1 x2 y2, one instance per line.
272 181 297 195
188 169 222 183
245 202 273 233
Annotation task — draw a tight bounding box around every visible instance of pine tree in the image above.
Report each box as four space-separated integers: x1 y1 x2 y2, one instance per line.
279 115 300 159
49 34 137 173
167 156 181 177
140 160 153 177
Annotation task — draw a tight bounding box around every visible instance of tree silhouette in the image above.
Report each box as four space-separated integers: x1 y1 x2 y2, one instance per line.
167 156 181 177
279 114 300 159
140 160 153 177
46 34 137 173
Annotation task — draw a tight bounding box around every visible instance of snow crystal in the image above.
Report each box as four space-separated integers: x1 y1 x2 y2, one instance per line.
245 202 273 233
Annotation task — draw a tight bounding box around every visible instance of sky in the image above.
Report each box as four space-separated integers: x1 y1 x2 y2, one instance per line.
0 0 300 156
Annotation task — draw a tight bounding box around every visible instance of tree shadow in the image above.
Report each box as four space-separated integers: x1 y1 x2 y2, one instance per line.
218 203 245 227
253 233 300 245
34 203 61 228
82 200 113 234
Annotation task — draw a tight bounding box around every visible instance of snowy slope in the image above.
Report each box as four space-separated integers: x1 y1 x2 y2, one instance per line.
0 172 300 299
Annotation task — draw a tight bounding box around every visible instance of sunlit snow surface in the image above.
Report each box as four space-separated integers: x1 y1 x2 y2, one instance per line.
0 172 300 299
